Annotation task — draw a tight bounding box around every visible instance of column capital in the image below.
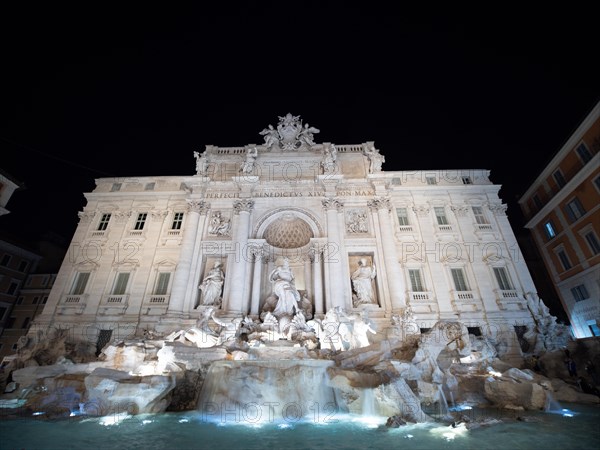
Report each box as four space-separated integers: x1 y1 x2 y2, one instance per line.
113 210 132 223
187 199 210 214
488 203 508 216
322 197 344 212
412 204 430 217
450 204 470 217
367 196 392 212
77 210 97 223
150 209 169 222
233 199 255 214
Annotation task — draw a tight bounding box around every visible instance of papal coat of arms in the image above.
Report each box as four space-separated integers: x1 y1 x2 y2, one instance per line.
260 113 320 150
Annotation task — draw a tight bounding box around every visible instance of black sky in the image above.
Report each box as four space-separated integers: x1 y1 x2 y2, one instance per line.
1 4 599 245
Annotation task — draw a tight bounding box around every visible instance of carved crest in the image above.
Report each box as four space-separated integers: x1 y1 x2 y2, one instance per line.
259 113 320 150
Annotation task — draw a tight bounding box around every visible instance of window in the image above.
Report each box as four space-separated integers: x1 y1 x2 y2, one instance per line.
0 306 7 321
472 206 488 224
42 275 49 286
565 198 586 222
134 213 147 230
426 176 437 185
493 267 514 290
451 268 469 291
96 330 113 356
7 281 19 295
584 230 600 255
33 296 39 304
408 269 425 291
434 207 448 225
557 249 572 271
571 284 589 302
154 273 171 295
532 194 544 210
97 214 111 231
70 272 91 295
110 183 122 192
26 277 33 286
544 221 556 239
171 212 184 230
594 176 600 193
18 260 29 272
16 297 23 305
553 169 566 188
144 182 155 191
576 143 592 164
11 343 18 351
41 296 48 304
396 208 409 226
0 254 11 267
112 272 130 295
22 317 31 329
461 176 472 184
467 327 482 336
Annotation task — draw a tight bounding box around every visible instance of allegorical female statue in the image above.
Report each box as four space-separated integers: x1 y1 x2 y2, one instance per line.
351 258 377 307
269 257 301 318
199 261 225 306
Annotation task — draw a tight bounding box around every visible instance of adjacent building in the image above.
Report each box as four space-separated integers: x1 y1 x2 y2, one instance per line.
0 238 41 356
519 101 600 338
0 168 23 217
31 114 541 353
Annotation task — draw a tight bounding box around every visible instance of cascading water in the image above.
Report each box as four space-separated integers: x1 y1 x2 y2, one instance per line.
197 360 347 424
360 388 376 416
436 384 450 419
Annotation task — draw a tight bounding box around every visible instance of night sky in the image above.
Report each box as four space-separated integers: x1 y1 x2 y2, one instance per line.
2 5 599 246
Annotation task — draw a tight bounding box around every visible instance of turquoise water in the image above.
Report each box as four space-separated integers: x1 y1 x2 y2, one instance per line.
1 403 599 450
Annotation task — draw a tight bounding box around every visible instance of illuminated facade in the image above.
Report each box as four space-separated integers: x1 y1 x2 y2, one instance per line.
519 102 600 338
32 114 539 351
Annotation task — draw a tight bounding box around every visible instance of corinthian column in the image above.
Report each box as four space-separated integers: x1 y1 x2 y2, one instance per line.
310 243 324 316
249 244 266 317
322 197 346 310
226 199 254 314
368 197 406 310
168 200 209 315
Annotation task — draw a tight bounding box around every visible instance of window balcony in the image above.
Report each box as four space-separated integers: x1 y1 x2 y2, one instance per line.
144 294 170 304
494 289 526 311
58 294 88 314
142 294 170 315
450 290 482 313
409 291 432 301
99 294 129 315
407 291 438 314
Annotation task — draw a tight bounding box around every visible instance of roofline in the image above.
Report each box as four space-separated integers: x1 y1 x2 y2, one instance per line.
519 100 600 204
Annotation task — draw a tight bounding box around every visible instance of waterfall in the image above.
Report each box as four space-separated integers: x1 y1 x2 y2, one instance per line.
544 391 562 413
437 384 450 418
197 360 346 424
448 390 456 409
361 388 376 416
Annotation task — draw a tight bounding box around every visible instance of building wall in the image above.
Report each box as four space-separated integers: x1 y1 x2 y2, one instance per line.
29 143 539 351
0 240 41 357
0 274 53 357
519 101 600 338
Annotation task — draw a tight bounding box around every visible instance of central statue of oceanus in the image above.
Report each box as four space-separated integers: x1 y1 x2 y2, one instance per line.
259 113 320 150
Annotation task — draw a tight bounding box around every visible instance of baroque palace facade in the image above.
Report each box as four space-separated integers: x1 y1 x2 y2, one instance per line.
32 114 540 349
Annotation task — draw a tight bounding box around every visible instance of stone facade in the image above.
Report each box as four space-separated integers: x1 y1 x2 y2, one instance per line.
31 114 538 350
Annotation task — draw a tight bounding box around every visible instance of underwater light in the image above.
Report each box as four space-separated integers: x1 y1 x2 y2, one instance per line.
99 412 130 426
